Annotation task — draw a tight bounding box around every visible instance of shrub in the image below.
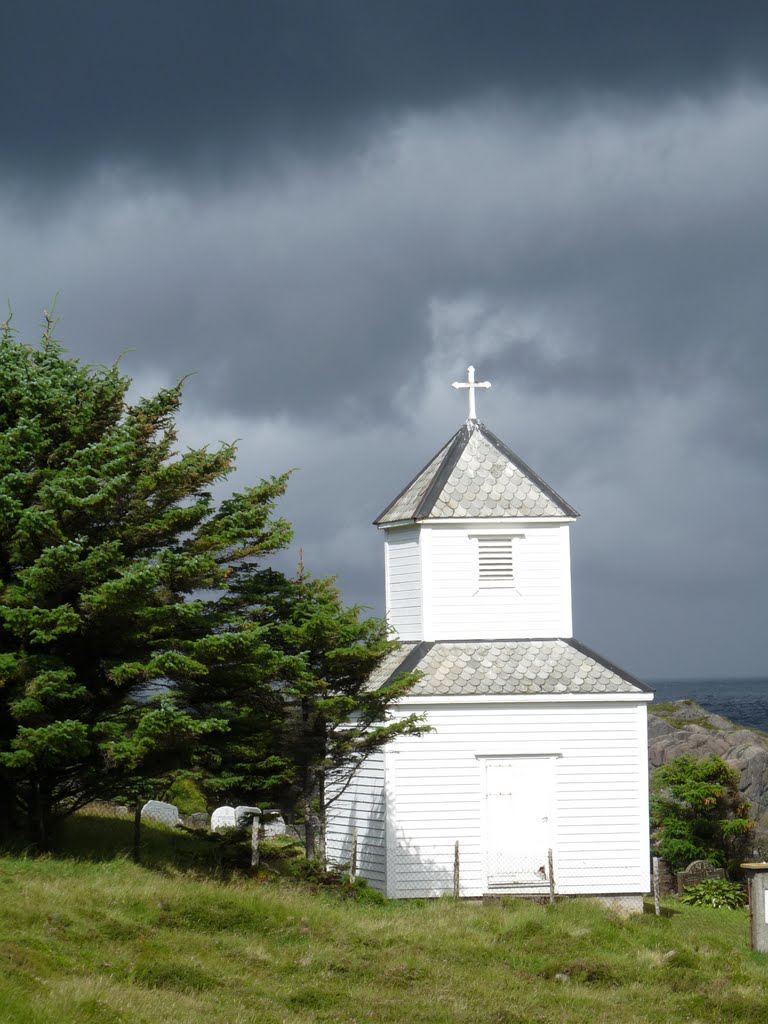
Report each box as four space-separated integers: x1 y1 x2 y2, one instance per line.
650 755 755 871
679 879 747 909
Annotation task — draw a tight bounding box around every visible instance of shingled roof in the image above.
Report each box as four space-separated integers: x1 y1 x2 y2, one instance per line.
369 639 651 697
374 420 578 525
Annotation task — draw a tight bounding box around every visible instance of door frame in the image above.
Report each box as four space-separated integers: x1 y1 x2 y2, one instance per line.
477 753 560 894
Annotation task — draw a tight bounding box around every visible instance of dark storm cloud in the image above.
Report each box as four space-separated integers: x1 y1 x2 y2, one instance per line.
7 90 768 431
2 5 767 679
5 1 768 188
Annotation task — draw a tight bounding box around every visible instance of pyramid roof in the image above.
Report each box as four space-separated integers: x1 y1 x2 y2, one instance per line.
375 420 577 525
367 638 650 697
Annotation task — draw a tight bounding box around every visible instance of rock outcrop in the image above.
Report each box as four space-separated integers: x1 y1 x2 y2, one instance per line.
648 700 768 829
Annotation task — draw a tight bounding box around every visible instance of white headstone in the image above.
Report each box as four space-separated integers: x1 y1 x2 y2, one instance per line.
210 805 237 832
235 805 261 828
261 811 287 838
141 800 181 828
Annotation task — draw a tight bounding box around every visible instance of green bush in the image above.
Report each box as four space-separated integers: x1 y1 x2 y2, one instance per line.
679 879 747 909
340 877 388 905
164 776 208 817
650 755 755 871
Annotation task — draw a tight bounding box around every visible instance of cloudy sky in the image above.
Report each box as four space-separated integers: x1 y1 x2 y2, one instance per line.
3 2 768 680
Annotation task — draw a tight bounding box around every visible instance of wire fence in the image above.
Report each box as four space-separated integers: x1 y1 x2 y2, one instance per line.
344 832 648 914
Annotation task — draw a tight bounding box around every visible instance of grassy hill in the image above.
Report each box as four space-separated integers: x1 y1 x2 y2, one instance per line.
1 820 767 1023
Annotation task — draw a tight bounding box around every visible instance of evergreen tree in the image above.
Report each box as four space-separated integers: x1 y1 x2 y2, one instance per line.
229 564 425 859
650 754 755 872
0 315 291 846
101 698 225 863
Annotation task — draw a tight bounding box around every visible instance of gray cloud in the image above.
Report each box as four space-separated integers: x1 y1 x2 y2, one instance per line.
5 89 768 424
5 2 768 193
1 10 767 680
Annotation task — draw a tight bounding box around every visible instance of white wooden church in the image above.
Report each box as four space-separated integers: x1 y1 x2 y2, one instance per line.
326 368 652 908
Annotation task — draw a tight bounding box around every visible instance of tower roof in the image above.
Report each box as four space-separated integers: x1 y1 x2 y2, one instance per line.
374 420 578 525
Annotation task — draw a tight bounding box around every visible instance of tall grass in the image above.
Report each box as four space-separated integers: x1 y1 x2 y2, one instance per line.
0 817 766 1023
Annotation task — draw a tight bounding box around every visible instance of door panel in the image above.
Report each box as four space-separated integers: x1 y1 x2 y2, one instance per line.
485 757 554 888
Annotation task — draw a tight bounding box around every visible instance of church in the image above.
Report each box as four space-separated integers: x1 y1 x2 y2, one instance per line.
326 368 653 908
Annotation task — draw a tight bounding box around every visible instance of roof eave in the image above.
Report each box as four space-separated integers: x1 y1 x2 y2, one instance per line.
394 692 654 704
377 514 579 529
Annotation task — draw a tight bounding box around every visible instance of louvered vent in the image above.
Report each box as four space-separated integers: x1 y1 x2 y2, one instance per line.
477 536 514 585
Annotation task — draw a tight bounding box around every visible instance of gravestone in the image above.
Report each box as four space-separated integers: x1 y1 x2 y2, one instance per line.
676 859 726 894
261 811 287 838
141 800 181 828
86 801 131 818
185 812 210 830
235 805 261 828
211 806 237 832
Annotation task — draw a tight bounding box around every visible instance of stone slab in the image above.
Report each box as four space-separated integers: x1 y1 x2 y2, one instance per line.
211 806 237 832
140 800 181 828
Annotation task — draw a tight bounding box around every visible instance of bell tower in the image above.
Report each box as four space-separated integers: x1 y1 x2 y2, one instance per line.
374 368 578 642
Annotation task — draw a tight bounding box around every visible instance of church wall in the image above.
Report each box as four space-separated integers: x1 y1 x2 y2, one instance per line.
422 523 572 640
384 527 423 640
325 749 387 892
381 700 650 899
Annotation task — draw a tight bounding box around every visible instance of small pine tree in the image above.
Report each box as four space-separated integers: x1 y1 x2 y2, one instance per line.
650 754 755 872
226 564 426 860
0 315 291 847
101 699 225 862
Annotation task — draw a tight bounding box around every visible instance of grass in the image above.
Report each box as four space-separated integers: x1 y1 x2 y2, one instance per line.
651 701 719 730
1 816 767 1023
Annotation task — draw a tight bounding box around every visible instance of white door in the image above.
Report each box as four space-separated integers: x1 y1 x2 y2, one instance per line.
484 757 554 889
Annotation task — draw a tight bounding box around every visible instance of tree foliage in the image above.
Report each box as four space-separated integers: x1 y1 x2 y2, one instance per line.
219 565 425 858
0 315 291 845
101 698 225 862
650 754 755 872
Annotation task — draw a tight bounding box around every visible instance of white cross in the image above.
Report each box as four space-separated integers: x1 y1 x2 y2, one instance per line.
452 365 491 421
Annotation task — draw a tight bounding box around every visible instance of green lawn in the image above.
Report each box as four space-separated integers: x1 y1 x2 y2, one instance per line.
1 822 766 1024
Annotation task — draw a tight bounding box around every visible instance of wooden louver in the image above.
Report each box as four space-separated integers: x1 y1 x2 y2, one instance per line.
477 536 514 584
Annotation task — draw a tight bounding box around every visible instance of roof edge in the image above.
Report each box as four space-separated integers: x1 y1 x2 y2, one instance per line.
412 422 470 520
477 422 579 518
373 431 459 525
565 638 652 693
378 641 434 689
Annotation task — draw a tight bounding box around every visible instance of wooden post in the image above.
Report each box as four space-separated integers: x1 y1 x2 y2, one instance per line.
652 857 661 916
453 840 460 899
741 862 768 952
547 848 555 904
251 815 260 868
132 802 142 865
349 830 358 882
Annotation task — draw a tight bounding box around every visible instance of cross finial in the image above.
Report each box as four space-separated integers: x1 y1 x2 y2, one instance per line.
451 365 491 421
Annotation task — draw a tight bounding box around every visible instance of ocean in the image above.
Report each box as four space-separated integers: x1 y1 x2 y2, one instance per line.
649 678 768 734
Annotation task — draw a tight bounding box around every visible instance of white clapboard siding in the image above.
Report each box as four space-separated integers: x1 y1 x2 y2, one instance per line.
385 527 423 640
325 751 387 892
384 701 650 898
422 523 572 640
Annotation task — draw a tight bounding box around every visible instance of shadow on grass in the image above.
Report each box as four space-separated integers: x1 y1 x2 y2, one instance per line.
2 812 251 877
643 900 682 917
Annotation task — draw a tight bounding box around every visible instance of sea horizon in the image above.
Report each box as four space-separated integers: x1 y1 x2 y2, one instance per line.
646 677 768 733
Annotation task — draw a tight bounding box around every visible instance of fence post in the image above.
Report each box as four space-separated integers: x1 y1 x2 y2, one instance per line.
453 840 460 899
547 848 555 904
349 829 358 882
251 814 260 868
652 856 661 916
